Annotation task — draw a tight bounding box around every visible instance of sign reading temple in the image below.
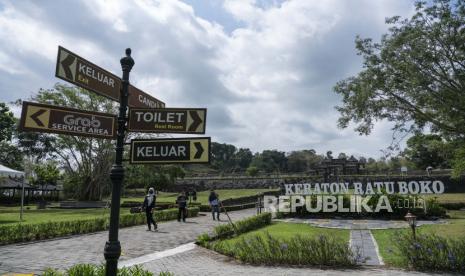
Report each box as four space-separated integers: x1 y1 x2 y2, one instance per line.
130 137 211 164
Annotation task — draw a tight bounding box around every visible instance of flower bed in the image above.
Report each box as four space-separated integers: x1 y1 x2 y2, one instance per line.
42 264 171 276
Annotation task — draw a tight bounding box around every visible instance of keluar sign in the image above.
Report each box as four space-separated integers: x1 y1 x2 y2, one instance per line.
56 46 165 108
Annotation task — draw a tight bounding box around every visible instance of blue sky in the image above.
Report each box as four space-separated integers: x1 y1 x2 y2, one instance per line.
0 0 416 157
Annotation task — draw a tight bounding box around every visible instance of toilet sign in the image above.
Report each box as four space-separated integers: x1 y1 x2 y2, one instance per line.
55 46 165 108
128 107 206 134
129 137 210 164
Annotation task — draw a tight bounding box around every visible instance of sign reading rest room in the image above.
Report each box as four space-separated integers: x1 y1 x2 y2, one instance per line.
19 101 117 139
55 46 165 108
128 108 206 134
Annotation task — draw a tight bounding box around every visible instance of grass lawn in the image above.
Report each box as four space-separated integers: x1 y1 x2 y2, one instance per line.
424 193 465 203
372 210 465 267
0 189 274 226
217 222 350 245
0 205 131 226
122 188 276 205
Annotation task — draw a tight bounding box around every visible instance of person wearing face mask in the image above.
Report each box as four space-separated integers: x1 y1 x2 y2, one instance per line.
142 187 157 231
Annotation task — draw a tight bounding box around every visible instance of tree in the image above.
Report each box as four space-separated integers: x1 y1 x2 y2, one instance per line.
234 148 253 169
403 133 452 169
211 142 237 171
251 150 287 173
32 161 61 186
0 141 24 170
334 0 465 175
287 149 322 172
334 0 465 137
0 102 15 142
27 84 117 200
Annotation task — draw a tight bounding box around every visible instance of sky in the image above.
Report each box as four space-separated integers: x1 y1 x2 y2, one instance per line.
0 0 416 158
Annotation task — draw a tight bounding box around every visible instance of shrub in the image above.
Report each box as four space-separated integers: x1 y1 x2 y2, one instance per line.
0 207 199 245
42 264 171 276
212 232 359 267
395 232 465 272
213 212 272 238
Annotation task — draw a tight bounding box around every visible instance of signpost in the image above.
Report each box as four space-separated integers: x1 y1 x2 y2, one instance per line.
20 45 209 275
19 101 117 139
128 108 206 134
56 46 165 108
129 137 211 164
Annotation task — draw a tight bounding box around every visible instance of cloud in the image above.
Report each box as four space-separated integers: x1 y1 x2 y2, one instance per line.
0 0 414 157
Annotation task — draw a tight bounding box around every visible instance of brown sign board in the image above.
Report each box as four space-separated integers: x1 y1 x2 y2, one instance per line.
128 108 206 134
55 46 165 108
129 137 210 164
19 101 117 139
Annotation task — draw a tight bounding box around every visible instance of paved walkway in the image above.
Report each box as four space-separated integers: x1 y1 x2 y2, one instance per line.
350 230 383 266
276 218 446 229
141 246 446 276
0 210 449 275
0 209 255 274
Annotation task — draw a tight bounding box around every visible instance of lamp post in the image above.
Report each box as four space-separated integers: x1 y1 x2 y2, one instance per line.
104 48 134 276
405 211 417 240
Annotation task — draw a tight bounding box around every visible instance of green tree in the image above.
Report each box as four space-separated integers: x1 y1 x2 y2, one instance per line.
0 141 24 170
251 150 287 173
211 142 237 171
287 149 323 172
234 148 253 169
28 84 117 200
0 102 15 142
246 165 259 176
32 161 61 186
333 0 465 175
403 133 452 169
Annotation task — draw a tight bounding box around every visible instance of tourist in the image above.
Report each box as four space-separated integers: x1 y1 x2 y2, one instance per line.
192 189 197 202
176 191 188 222
209 189 220 220
142 187 157 231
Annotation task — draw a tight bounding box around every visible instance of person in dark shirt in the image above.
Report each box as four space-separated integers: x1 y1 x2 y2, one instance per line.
192 189 197 202
142 187 157 231
209 189 220 220
176 191 188 222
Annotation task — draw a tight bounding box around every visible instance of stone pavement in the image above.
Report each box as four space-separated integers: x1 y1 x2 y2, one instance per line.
276 217 446 229
0 209 255 274
141 246 447 276
350 230 383 266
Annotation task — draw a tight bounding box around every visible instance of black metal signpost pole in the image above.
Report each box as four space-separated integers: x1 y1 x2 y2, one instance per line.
104 48 134 275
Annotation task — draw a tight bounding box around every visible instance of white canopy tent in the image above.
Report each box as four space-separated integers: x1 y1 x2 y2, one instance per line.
0 164 25 178
0 164 26 220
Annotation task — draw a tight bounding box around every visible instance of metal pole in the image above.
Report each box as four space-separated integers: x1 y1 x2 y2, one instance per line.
20 181 24 221
104 48 134 276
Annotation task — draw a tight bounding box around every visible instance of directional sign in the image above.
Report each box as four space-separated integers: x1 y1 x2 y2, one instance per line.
55 46 165 108
129 137 211 164
128 108 206 134
19 101 117 139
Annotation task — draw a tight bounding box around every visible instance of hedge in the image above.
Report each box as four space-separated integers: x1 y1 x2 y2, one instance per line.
199 203 256 212
0 207 199 245
43 264 172 276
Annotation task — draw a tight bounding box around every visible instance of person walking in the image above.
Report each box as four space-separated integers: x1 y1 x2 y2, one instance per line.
176 191 188 222
192 189 197 202
142 187 157 231
209 189 220 221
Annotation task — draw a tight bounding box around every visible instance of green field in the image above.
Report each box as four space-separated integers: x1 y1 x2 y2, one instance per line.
218 222 350 245
372 210 465 267
0 189 274 226
122 188 275 205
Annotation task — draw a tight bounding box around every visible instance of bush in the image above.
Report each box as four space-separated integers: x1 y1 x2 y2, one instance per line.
212 232 359 267
395 232 465 272
213 212 272 239
0 207 199 245
42 264 172 276
200 203 256 212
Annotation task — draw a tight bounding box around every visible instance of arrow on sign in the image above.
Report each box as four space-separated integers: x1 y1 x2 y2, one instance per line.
188 111 203 132
194 142 204 159
61 54 76 79
30 109 47 127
